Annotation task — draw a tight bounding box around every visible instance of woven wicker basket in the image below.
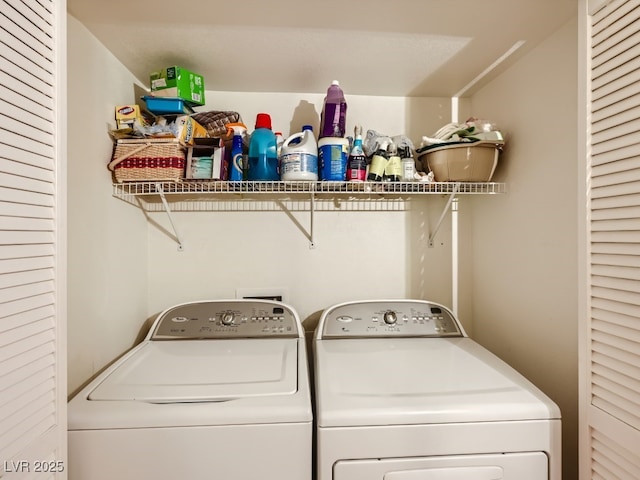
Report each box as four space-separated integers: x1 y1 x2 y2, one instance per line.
108 138 185 182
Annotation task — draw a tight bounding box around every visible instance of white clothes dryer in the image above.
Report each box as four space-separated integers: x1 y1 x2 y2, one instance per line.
313 299 561 480
68 299 312 480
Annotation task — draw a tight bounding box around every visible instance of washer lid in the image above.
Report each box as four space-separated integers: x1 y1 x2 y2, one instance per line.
314 337 561 427
89 339 299 403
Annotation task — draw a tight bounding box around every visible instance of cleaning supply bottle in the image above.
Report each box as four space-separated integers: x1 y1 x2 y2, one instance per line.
400 146 416 181
248 113 279 181
346 125 366 182
280 126 318 181
319 80 347 138
384 142 402 182
275 131 285 157
367 141 389 182
228 123 247 181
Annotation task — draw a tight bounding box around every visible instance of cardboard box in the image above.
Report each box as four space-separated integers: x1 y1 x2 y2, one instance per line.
115 105 143 129
150 66 205 105
173 115 209 146
186 138 225 180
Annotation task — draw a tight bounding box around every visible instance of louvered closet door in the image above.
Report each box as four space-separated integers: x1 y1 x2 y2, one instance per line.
0 0 66 478
586 0 640 478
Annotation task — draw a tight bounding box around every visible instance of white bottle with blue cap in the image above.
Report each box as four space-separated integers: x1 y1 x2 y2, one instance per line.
280 125 319 181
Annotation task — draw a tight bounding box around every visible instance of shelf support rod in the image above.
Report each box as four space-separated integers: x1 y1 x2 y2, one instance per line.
156 182 184 251
451 196 459 316
309 191 316 248
428 182 461 247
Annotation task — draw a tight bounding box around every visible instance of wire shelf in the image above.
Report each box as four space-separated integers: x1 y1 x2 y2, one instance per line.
113 180 506 200
111 180 506 249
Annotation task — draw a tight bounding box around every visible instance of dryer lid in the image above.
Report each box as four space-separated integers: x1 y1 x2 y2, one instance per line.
89 339 299 403
314 337 560 426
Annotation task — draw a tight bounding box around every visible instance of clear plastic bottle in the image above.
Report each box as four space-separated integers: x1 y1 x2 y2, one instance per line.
400 146 416 181
319 80 347 138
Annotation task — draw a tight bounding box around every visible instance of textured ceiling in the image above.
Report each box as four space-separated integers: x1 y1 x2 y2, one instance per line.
67 0 577 97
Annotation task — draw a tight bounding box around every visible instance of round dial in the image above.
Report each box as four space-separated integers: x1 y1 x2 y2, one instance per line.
383 310 397 325
221 312 235 326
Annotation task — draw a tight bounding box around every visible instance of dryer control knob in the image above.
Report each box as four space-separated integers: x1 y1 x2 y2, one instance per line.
221 312 235 326
383 311 397 325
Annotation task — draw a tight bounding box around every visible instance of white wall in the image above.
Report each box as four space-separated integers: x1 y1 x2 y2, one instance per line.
144 93 458 328
67 15 149 395
468 17 579 480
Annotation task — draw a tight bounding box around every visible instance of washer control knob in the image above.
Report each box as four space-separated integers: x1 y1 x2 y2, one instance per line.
221 312 235 326
383 311 397 325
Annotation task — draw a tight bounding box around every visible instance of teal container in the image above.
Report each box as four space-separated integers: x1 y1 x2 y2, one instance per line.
248 113 279 181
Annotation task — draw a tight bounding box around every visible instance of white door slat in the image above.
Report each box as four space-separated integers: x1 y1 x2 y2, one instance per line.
0 97 53 135
592 105 640 139
0 70 53 114
0 369 54 411
0 201 53 219
0 215 54 231
592 242 640 256
0 256 54 276
0 114 54 150
0 230 55 245
592 145 640 169
4 0 54 37
0 396 55 453
0 173 54 196
0 139 55 171
0 31 53 92
0 280 54 307
0 269 53 290
0 354 55 403
592 253 640 267
591 205 640 221
591 129 640 156
0 293 54 320
592 155 640 177
0 329 54 365
0 306 54 335
0 341 54 378
0 158 55 184
0 186 53 207
0 411 56 467
591 180 640 199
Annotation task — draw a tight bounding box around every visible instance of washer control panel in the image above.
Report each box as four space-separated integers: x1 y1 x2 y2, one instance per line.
319 300 463 338
151 300 300 339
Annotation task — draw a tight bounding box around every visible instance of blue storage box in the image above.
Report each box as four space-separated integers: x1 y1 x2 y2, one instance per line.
142 96 196 115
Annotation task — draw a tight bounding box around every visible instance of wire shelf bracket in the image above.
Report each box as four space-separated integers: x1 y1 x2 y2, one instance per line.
428 182 461 248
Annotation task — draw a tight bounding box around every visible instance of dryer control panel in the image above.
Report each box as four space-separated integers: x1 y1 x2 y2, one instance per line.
319 300 464 338
151 300 300 339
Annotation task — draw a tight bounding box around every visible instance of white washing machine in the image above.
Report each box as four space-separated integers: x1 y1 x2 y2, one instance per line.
68 299 312 480
313 299 561 480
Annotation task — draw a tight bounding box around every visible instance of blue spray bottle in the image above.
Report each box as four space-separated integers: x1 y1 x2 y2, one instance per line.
228 123 247 181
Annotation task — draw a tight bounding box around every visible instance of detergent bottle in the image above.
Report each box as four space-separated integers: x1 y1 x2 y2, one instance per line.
280 125 318 181
228 123 247 181
248 113 279 181
319 80 347 138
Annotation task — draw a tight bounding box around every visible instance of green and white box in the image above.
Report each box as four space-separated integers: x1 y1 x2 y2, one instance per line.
150 66 205 105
